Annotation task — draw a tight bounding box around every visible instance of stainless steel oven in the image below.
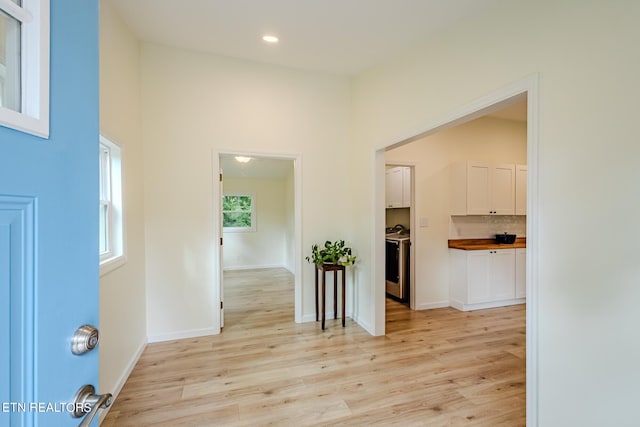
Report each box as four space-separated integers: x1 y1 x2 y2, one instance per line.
385 236 410 302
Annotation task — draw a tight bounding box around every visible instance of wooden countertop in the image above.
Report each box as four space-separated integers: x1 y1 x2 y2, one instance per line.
448 237 526 250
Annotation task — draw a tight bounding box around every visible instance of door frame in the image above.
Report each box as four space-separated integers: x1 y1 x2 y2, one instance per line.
372 74 539 425
212 149 303 325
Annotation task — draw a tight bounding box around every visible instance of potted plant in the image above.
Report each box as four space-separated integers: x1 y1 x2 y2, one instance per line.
306 240 356 266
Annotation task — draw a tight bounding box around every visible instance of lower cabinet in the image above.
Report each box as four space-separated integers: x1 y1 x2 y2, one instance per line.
450 248 525 311
515 248 526 299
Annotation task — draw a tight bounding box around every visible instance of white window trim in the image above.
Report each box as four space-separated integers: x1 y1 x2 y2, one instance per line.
99 135 126 276
222 193 256 233
0 0 50 138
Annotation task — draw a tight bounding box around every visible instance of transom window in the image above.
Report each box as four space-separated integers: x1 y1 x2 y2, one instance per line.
0 0 49 137
222 194 256 232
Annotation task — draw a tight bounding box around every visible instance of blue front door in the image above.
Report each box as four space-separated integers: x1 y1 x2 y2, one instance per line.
0 1 100 426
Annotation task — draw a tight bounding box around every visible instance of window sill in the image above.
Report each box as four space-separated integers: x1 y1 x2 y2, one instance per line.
223 227 256 233
100 254 126 277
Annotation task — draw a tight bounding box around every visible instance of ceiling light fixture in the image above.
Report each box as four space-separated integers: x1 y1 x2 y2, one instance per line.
235 156 252 163
262 35 279 44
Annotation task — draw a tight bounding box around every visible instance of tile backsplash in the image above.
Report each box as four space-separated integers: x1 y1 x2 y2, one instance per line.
450 215 526 239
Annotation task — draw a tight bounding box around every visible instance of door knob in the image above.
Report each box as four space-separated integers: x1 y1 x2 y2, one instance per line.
71 325 99 355
71 384 112 427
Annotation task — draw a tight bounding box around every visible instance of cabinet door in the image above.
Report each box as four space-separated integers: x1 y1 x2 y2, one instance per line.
402 167 411 208
490 249 516 301
466 250 491 303
385 168 403 208
515 165 527 215
466 162 491 215
515 248 526 298
492 164 516 215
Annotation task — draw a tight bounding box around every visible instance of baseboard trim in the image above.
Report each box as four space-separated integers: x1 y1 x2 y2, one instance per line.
353 315 375 335
223 264 284 271
147 327 219 343
415 301 450 310
451 298 526 312
283 265 295 274
98 339 147 424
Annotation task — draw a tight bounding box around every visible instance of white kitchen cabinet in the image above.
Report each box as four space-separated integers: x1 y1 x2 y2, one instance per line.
385 166 411 208
465 162 491 215
465 250 491 303
515 248 526 298
491 249 516 300
450 161 516 215
385 168 402 208
515 164 527 215
402 167 411 207
450 248 523 311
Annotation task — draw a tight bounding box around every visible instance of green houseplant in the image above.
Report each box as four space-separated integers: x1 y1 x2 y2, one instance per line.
306 240 356 267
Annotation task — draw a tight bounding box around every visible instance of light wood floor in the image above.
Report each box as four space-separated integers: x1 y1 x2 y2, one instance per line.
103 268 525 426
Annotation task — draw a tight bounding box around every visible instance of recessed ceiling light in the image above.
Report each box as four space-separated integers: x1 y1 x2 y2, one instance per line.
235 156 252 163
262 35 279 44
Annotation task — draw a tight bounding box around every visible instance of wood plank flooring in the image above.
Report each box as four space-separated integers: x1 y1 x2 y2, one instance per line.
103 268 525 426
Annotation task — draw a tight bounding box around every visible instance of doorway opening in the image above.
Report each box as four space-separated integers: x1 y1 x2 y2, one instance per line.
374 76 539 422
214 152 303 330
383 163 415 310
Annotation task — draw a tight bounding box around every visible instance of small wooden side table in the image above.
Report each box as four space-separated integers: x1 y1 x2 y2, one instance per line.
315 263 346 330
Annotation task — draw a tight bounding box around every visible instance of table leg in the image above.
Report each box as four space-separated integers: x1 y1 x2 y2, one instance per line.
341 268 346 327
315 266 319 322
333 270 338 320
321 270 326 330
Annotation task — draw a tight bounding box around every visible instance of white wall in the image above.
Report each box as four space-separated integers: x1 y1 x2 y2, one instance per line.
352 2 640 425
140 43 352 340
98 0 147 400
223 177 289 270
385 116 527 309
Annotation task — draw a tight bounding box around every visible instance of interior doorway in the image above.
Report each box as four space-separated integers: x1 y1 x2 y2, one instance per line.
383 96 527 315
373 76 539 421
214 152 303 329
383 163 415 310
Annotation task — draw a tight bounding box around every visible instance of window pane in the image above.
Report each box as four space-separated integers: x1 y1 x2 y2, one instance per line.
99 204 108 254
222 195 252 212
99 146 111 201
223 212 252 228
0 9 21 112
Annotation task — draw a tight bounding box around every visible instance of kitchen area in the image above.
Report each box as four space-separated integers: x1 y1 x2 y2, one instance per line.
385 96 527 313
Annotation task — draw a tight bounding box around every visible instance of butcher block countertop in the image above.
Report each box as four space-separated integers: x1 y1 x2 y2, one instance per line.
448 237 526 250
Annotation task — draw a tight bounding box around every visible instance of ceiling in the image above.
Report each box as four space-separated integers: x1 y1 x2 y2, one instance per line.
111 2 525 178
110 0 501 76
220 155 293 179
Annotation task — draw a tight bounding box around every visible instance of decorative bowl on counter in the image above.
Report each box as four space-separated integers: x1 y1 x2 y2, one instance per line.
495 233 517 244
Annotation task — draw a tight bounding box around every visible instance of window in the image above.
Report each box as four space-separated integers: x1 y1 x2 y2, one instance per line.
222 194 256 232
99 135 124 275
0 0 49 137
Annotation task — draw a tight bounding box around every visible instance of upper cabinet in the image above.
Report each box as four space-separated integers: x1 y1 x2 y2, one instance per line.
385 166 411 208
450 161 526 216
